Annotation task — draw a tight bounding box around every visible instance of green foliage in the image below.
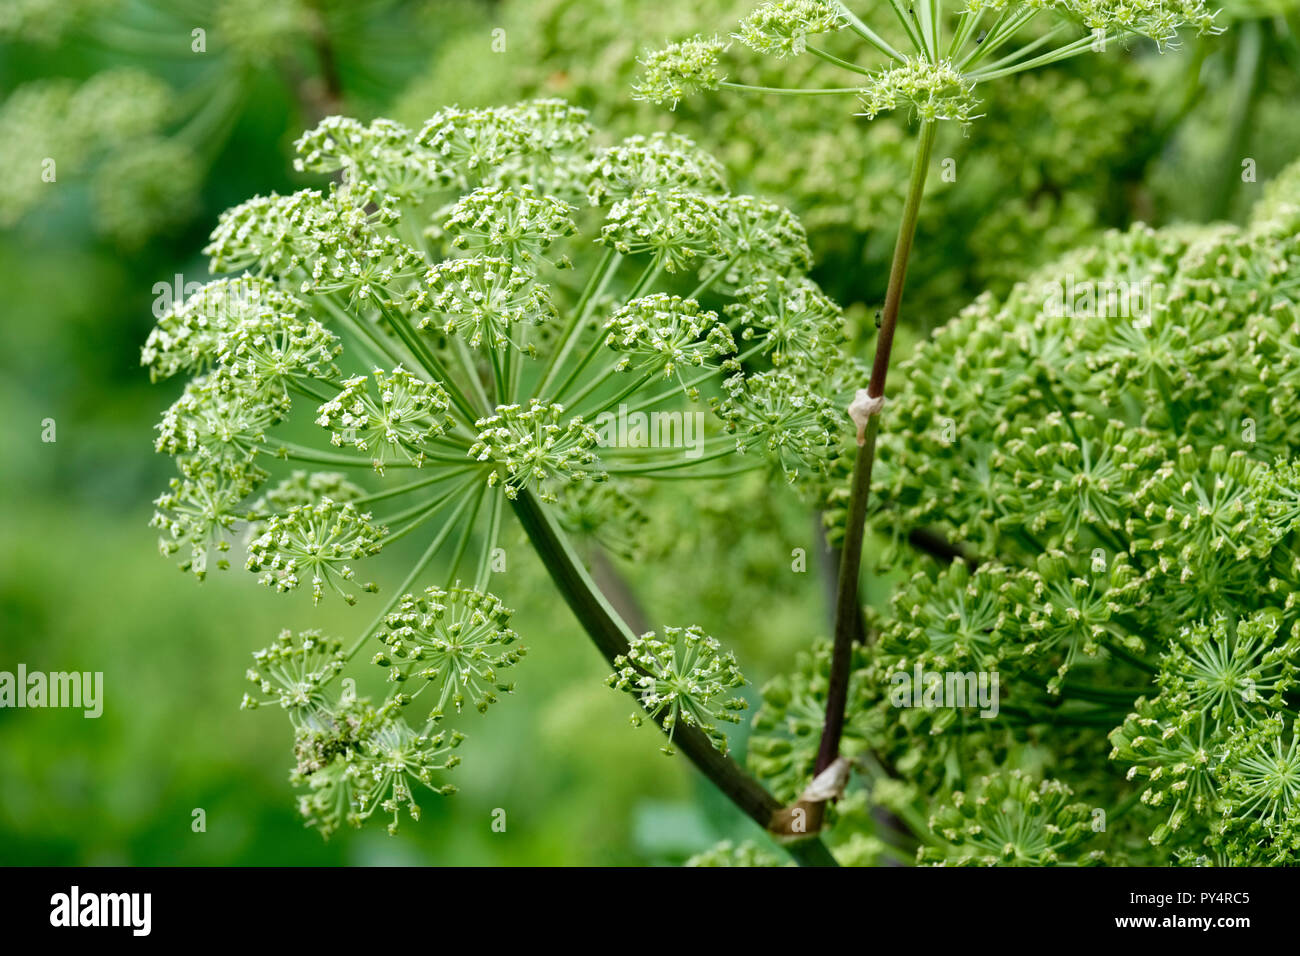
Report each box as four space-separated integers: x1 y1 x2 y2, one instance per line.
761 161 1300 865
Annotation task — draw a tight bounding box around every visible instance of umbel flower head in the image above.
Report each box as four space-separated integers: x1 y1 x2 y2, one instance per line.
142 276 310 383
1155 611 1300 728
241 629 346 726
470 400 604 501
920 771 1102 866
730 278 841 373
609 625 748 755
353 718 463 835
733 0 846 57
599 188 725 272
585 132 728 206
714 369 842 483
632 35 729 109
315 367 452 473
376 585 525 718
858 58 982 125
151 467 265 579
143 96 848 841
1213 716 1300 864
411 256 557 351
444 184 577 267
639 0 1221 123
603 294 736 384
293 116 441 202
245 498 386 604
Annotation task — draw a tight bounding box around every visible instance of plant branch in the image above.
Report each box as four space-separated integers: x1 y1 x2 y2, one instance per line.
509 488 838 866
813 119 938 782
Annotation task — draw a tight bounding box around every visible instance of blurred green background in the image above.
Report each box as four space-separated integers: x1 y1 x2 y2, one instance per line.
3 0 1299 865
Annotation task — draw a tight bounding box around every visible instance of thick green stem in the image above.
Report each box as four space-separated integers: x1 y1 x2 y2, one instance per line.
509 489 837 866
815 120 938 778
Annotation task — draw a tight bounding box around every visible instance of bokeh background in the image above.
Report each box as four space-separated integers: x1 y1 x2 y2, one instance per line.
2 0 1299 865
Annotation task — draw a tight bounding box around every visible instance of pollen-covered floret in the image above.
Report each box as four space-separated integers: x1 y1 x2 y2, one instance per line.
245 498 386 605
315 367 451 473
469 400 604 501
609 625 748 755
733 0 846 57
411 256 556 351
375 585 525 718
859 58 982 125
241 629 347 725
632 35 729 109
603 294 736 385
600 188 725 273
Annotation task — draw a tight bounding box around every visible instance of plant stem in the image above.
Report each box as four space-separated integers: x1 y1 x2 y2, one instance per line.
814 119 938 779
508 488 838 866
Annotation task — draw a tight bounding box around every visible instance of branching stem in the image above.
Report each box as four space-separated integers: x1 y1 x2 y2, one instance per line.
814 119 938 780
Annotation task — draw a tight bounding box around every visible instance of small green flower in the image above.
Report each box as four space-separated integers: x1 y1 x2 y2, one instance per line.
245 498 386 604
733 0 845 57
712 194 813 285
376 585 525 718
603 294 736 386
241 629 347 725
469 400 603 501
154 372 288 476
609 625 747 755
632 35 729 109
142 276 305 382
246 470 364 540
315 367 451 473
920 771 1102 866
218 307 341 397
686 839 789 867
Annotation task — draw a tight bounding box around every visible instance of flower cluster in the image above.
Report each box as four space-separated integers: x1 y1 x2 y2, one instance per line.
733 1 845 57
315 367 452 473
144 98 855 841
376 586 525 718
609 626 748 755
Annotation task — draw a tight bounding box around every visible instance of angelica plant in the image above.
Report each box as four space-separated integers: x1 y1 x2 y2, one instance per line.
144 99 861 863
638 0 1220 834
740 163 1300 864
